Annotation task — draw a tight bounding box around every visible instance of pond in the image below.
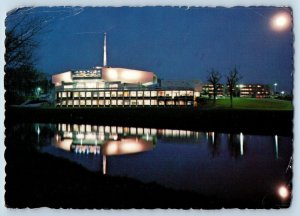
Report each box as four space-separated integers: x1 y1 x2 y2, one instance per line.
33 123 292 203
6 123 293 208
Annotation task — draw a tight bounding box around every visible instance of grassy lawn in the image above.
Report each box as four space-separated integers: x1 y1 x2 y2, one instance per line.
200 97 293 110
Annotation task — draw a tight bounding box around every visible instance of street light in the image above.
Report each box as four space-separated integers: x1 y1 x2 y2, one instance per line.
274 83 278 95
36 87 42 98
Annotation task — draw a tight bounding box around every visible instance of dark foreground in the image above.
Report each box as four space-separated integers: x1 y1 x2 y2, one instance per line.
6 106 293 136
6 143 288 209
5 121 291 209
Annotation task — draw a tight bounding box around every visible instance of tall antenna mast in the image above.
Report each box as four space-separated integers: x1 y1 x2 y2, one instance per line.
103 32 107 67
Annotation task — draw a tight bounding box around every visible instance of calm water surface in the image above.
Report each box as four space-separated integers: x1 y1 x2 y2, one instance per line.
32 123 292 202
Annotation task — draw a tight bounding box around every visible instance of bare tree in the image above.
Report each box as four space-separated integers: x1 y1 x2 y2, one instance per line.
207 69 222 104
5 8 46 70
5 8 50 105
226 66 242 108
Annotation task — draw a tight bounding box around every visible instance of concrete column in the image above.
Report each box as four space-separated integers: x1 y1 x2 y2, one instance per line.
109 92 111 107
142 90 145 107
122 91 124 107
136 91 138 107
104 92 106 107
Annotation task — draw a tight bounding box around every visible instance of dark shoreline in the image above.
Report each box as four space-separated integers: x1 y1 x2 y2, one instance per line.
5 146 287 209
6 107 293 136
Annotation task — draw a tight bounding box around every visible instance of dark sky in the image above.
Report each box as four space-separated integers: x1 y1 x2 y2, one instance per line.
7 6 294 92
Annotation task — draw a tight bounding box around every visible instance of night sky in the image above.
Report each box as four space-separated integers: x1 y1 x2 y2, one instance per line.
6 6 294 92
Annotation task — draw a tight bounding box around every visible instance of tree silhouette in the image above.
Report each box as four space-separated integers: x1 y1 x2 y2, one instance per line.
5 9 46 70
5 8 50 105
226 66 242 108
207 69 222 104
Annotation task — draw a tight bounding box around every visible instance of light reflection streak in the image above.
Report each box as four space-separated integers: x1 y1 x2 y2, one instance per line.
275 135 278 159
240 132 244 156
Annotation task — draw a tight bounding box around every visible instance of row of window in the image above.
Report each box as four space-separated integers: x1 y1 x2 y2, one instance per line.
240 91 270 95
57 99 193 107
58 124 196 137
57 90 194 99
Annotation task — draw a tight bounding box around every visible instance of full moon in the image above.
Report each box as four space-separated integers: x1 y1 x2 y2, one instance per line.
271 12 291 31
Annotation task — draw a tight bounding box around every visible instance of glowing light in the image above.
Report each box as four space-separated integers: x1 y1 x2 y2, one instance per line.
103 155 106 175
240 132 244 156
36 125 40 136
275 135 278 159
55 139 72 152
278 185 289 199
271 12 291 31
76 133 84 140
105 142 118 155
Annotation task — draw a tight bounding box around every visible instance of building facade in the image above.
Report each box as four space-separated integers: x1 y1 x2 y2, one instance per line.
52 33 198 107
238 84 271 98
202 84 225 97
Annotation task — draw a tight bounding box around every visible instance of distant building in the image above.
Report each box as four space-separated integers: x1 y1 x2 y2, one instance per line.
52 33 199 107
237 84 271 98
202 84 224 97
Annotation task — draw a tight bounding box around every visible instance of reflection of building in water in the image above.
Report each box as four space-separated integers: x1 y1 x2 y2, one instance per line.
53 123 203 174
52 33 201 107
54 123 204 155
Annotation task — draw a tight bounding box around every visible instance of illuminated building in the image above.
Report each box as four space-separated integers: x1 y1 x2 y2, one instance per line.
237 84 271 98
201 83 271 98
202 84 224 97
52 33 198 107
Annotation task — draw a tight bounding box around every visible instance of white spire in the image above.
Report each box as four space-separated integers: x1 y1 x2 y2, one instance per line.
103 32 107 67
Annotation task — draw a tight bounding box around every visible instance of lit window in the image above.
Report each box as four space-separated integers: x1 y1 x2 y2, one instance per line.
158 91 165 97
138 91 143 97
124 91 129 97
130 91 137 97
80 92 85 97
86 92 91 97
74 92 79 97
80 100 85 106
179 91 186 96
130 100 137 105
166 91 172 97
111 91 117 97
105 92 110 97
117 100 123 106
187 91 193 96
151 91 157 97
151 100 157 105
159 101 165 106
93 92 98 97
99 92 104 97
144 91 151 97
130 127 136 134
